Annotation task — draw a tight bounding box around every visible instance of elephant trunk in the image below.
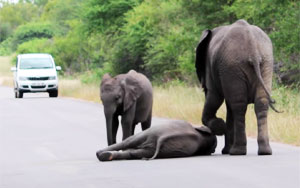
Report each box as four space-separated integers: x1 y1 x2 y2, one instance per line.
104 105 117 146
105 116 113 145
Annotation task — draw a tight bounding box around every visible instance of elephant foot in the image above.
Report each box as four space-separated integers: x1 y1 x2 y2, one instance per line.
221 146 230 154
229 145 247 155
96 151 113 161
207 118 226 136
258 145 272 155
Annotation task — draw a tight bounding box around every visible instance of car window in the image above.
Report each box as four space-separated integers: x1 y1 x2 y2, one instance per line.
19 57 53 69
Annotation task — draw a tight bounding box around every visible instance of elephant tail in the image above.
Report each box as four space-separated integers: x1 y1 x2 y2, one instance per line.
146 136 166 160
252 61 282 113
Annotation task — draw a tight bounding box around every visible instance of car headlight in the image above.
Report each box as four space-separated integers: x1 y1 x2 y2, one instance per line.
19 76 27 81
49 76 56 80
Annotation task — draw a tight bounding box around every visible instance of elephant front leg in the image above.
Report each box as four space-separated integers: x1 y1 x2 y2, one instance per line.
96 132 148 159
96 142 126 160
202 91 225 136
111 114 119 144
141 112 152 131
121 118 134 140
121 104 136 140
255 97 272 155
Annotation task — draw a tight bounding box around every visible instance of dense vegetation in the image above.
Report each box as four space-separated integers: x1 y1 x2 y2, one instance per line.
0 0 299 85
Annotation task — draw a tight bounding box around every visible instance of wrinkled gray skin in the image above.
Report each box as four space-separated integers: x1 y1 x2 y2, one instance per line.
196 19 277 155
96 120 225 161
101 70 153 146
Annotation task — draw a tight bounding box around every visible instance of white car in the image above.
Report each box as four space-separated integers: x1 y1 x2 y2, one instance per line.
11 53 61 98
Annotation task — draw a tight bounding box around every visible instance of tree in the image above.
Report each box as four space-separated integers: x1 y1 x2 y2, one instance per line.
41 0 84 34
84 0 143 34
0 1 39 29
12 22 55 49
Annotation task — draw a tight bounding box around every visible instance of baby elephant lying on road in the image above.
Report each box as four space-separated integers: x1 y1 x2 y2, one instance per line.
96 120 225 161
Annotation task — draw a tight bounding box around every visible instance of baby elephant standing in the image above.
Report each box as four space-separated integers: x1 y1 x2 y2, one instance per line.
100 70 153 146
96 120 225 161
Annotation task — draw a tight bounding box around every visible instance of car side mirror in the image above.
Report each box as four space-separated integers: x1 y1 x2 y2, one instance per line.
56 66 62 71
11 67 17 72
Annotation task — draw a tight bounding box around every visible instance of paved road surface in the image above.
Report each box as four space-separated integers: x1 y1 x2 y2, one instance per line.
0 86 299 188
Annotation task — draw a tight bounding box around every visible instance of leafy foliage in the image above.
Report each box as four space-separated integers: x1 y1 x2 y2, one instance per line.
41 0 83 34
0 1 39 30
12 22 55 49
0 22 12 42
16 38 53 54
84 0 142 34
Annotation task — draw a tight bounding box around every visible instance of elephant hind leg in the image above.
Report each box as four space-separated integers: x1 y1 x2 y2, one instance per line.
221 76 248 155
255 96 272 155
97 151 114 161
98 149 154 161
222 102 234 154
229 102 247 155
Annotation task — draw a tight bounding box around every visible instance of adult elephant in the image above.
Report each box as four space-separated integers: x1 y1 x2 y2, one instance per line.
195 19 278 155
100 70 153 146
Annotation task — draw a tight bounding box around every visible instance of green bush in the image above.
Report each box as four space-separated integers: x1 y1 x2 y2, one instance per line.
49 20 95 73
16 38 54 54
41 0 84 35
12 22 56 50
84 0 142 34
80 63 113 84
0 22 12 43
0 37 13 55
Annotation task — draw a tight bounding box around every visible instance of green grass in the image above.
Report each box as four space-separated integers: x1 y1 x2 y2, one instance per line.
1 56 299 145
59 78 100 102
0 56 14 86
153 84 300 146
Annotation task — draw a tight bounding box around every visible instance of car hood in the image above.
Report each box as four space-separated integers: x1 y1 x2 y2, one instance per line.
17 69 57 77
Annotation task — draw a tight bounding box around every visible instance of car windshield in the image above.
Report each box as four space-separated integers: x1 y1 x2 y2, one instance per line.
19 57 53 69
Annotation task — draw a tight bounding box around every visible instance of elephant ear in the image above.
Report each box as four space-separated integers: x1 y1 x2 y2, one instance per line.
101 73 111 86
195 125 212 135
195 29 212 93
121 75 142 112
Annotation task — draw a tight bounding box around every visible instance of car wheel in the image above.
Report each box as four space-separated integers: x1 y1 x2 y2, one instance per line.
17 91 23 98
49 90 58 98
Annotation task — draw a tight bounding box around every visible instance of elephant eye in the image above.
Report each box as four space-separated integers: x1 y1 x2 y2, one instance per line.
115 95 121 100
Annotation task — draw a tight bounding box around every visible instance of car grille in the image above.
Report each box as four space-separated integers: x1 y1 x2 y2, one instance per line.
28 77 49 81
31 85 46 89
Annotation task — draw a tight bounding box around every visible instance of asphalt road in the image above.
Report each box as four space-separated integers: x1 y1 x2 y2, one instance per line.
0 86 299 188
